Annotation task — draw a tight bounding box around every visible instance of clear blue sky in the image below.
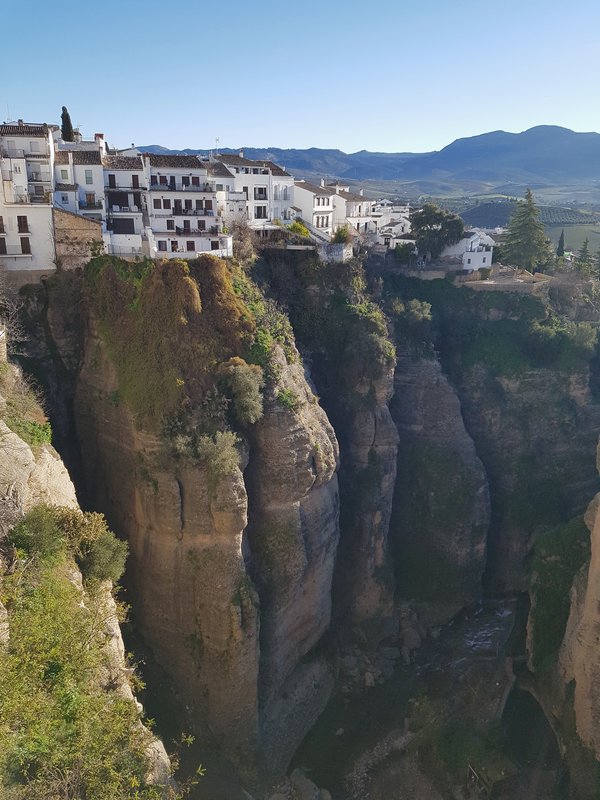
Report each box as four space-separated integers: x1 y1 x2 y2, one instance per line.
3 0 599 153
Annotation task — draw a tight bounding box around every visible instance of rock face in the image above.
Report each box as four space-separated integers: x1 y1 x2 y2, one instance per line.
455 366 600 593
0 389 170 781
560 490 600 757
390 353 490 622
72 315 340 775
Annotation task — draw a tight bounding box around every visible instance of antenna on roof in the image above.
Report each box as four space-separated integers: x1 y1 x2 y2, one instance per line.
215 136 220 155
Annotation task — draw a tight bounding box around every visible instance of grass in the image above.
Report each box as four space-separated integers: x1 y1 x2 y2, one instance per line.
546 223 600 253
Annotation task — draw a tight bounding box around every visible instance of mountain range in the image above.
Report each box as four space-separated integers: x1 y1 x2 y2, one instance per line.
138 126 600 189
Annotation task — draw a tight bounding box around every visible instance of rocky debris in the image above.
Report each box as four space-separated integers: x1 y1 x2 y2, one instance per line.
345 729 412 800
266 769 332 800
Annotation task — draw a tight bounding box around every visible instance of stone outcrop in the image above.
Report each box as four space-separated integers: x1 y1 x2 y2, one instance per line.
456 366 600 592
71 312 340 776
390 353 490 623
0 386 170 781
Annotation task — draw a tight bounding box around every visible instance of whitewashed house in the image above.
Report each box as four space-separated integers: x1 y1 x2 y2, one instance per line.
377 218 413 249
329 184 375 235
217 153 295 234
103 155 147 257
292 180 335 240
440 230 494 271
0 121 56 276
142 154 232 259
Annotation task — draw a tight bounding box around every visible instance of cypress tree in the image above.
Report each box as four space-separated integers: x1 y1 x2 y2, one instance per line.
575 238 594 275
556 229 565 258
60 106 74 142
503 189 553 272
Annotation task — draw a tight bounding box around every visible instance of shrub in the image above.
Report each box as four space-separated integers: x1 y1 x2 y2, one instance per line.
288 220 311 239
8 506 128 585
276 388 300 411
195 431 240 485
4 417 52 446
332 225 351 244
479 267 492 279
217 357 264 426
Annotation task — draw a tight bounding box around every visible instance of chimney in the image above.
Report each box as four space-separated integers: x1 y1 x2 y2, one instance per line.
18 119 23 126
94 133 104 141
239 150 244 158
359 189 364 196
320 178 325 187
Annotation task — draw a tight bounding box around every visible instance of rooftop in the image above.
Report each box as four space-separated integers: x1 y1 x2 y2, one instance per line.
144 153 204 169
103 155 143 170
218 153 290 176
0 122 49 137
54 150 102 166
294 180 336 196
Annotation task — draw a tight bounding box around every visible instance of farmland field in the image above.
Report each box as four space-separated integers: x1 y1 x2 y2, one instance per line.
545 224 600 253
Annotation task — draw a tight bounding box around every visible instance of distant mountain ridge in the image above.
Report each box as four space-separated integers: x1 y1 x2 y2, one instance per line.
137 126 600 186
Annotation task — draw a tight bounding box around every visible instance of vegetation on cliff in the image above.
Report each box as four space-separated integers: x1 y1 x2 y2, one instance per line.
0 506 177 799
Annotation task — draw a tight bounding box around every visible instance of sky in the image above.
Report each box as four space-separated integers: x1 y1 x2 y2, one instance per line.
3 0 600 153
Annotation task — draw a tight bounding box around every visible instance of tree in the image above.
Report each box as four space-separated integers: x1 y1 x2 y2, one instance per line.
61 105 74 142
503 189 553 272
410 203 464 260
574 237 595 276
556 229 565 258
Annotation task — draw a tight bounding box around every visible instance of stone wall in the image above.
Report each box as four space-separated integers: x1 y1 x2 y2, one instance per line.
53 207 103 271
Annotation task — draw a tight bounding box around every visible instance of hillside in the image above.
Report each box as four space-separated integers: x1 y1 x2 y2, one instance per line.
460 201 600 229
137 125 600 186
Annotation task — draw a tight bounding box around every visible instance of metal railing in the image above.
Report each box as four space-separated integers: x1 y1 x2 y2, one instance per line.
171 208 215 217
106 245 143 256
175 226 218 237
105 184 146 191
7 192 51 205
149 182 215 193
79 200 103 209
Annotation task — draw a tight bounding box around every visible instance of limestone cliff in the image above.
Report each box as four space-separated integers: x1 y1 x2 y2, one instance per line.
390 352 490 623
34 257 342 780
0 365 170 788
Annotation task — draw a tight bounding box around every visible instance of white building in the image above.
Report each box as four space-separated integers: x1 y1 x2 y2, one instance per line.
292 180 336 240
440 230 494 271
103 155 147 257
142 154 232 259
377 218 413 249
0 121 56 275
329 184 376 236
218 153 295 233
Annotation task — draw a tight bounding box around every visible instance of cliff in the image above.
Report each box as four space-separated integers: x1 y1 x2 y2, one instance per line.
0 361 171 796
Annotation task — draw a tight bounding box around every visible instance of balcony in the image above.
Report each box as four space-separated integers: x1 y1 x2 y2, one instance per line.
0 147 50 159
149 182 215 193
105 245 143 257
175 226 219 237
254 191 268 201
105 184 146 191
7 192 51 205
108 206 143 214
79 200 103 210
172 208 215 217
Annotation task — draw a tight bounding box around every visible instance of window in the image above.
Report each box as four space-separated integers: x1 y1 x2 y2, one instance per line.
211 240 220 250
108 174 116 188
254 187 267 200
60 169 68 180
167 220 175 230
85 169 93 185
186 241 195 252
151 175 158 185
195 200 202 210
163 199 171 209
467 258 471 265
132 175 139 189
159 176 167 186
216 184 223 191
17 216 28 233
0 216 3 233
20 237 31 254
205 199 213 211
158 240 167 252
191 176 200 187
61 193 68 203
153 199 161 209
483 257 487 263
0 239 6 255
184 199 192 210
182 176 190 187
254 206 267 219
197 220 205 231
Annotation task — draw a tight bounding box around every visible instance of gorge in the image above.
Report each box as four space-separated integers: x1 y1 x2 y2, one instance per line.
7 250 600 799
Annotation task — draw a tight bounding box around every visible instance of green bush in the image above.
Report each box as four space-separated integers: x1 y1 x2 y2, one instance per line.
332 225 351 244
217 357 264 426
4 417 52 447
276 388 300 410
195 431 240 485
8 506 128 585
287 220 311 239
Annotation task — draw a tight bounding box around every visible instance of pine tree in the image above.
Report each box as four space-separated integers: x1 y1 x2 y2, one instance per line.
503 188 553 272
575 238 594 276
60 106 74 142
556 229 565 258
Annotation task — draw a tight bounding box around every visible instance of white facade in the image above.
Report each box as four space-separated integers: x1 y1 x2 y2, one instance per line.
143 154 232 259
292 180 335 240
377 218 413 248
331 186 375 235
218 153 295 230
0 122 56 272
439 229 495 270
